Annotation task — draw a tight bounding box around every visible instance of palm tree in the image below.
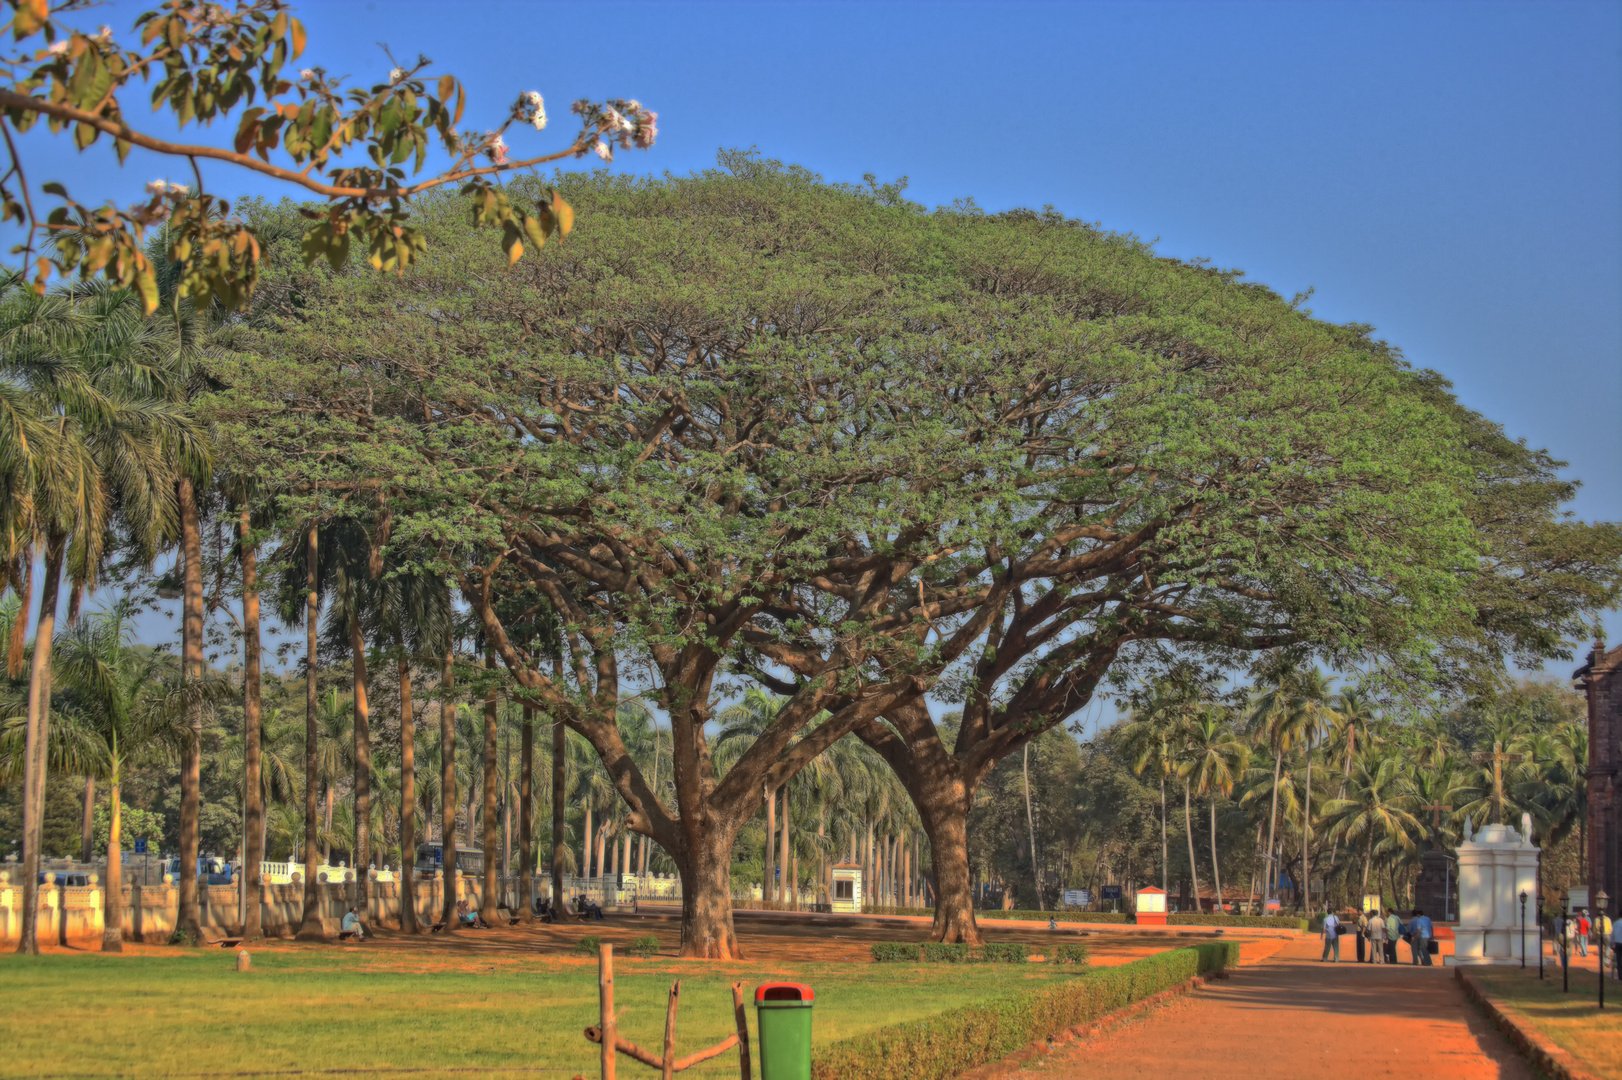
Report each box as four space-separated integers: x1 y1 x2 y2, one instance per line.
1179 708 1248 911
51 605 189 951
0 277 204 953
1318 754 1424 896
1455 713 1533 828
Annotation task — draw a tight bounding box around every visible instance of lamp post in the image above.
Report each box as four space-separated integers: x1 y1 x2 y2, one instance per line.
1520 890 1528 969
1598 889 1609 1011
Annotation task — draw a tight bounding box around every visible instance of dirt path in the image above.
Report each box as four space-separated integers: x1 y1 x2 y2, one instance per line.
992 939 1535 1079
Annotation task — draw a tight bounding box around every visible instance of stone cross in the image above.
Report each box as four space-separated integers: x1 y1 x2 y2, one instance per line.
1422 800 1453 830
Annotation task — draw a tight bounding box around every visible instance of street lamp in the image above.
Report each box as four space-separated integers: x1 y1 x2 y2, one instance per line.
1520 890 1528 969
1598 889 1610 1011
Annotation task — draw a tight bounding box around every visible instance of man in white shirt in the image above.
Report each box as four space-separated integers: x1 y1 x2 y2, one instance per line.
1367 910 1387 964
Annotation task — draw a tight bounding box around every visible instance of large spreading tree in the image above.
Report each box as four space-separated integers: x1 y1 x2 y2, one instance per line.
210 154 1621 953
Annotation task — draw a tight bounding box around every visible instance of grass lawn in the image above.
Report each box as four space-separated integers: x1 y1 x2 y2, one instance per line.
1468 968 1622 1079
0 947 1089 1078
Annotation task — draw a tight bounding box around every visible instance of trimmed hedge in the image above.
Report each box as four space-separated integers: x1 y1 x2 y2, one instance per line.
979 909 1135 924
815 941 1240 1080
977 942 1030 964
1166 914 1309 930
1051 942 1090 965
921 942 972 963
871 942 920 963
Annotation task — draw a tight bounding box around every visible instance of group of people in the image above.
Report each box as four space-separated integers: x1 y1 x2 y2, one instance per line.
532 893 605 922
1552 908 1616 975
1320 907 1434 965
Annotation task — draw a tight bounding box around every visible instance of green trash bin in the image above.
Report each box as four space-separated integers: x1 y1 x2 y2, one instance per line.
755 981 814 1080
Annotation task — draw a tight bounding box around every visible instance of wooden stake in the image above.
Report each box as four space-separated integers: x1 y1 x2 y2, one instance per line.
662 981 680 1080
731 982 751 1080
600 943 616 1080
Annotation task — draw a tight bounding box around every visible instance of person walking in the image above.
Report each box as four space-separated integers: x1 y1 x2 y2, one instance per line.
1388 910 1406 964
1355 909 1369 963
1321 909 1342 962
1409 908 1434 966
1597 910 1614 976
1576 909 1591 959
1368 909 1387 965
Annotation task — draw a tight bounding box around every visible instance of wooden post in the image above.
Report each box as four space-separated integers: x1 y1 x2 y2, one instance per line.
661 980 680 1080
599 943 617 1080
731 982 751 1080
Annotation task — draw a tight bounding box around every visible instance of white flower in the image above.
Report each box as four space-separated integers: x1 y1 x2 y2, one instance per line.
526 92 546 131
146 179 183 197
601 106 626 132
96 25 113 41
46 40 68 56
593 140 612 161
299 68 315 80
525 91 544 108
489 135 509 165
389 68 403 82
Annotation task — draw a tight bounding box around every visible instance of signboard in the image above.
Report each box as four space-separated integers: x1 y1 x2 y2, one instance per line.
1063 889 1090 908
1100 885 1123 901
1569 887 1589 913
133 838 147 854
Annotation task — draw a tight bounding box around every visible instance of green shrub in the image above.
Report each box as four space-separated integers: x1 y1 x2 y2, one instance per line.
573 935 602 955
976 942 1030 964
920 942 972 963
626 934 661 958
812 941 1240 1080
168 927 197 947
870 942 921 963
865 906 934 917
1166 914 1308 929
978 909 1133 924
1051 942 1090 965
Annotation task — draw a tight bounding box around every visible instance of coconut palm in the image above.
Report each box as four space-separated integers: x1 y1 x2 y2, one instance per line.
1178 708 1249 910
1317 753 1424 897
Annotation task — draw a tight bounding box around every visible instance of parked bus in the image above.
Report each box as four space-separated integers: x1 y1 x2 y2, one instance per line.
413 843 483 877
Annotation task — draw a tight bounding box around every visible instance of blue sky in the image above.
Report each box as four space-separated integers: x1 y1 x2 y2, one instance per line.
14 0 1622 682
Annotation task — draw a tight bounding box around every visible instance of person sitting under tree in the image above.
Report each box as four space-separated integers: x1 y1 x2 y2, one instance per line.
340 907 365 942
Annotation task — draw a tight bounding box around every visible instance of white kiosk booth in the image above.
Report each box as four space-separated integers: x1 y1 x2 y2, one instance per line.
1135 885 1168 926
1447 817 1539 966
830 863 864 914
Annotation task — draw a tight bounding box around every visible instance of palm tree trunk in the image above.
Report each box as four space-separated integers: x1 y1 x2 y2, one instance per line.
102 759 123 953
1023 744 1042 910
780 788 791 908
1302 744 1314 912
79 778 95 864
348 604 372 927
438 644 458 930
177 478 205 941
765 785 776 905
1160 774 1168 892
550 704 565 910
240 508 265 940
1361 830 1373 896
1184 781 1201 912
480 659 500 924
582 800 593 880
1209 795 1222 912
519 704 534 922
1265 749 1282 901
396 643 417 933
297 528 324 939
323 786 332 862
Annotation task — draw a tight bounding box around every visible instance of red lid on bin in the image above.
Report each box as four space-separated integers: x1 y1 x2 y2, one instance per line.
755 982 815 1004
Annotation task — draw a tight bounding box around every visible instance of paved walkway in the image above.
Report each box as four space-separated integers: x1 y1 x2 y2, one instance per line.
994 940 1535 1079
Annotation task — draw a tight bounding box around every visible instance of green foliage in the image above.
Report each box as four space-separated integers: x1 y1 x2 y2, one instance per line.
864 907 934 917
979 910 1133 924
0 1 655 310
1050 943 1090 965
1165 915 1309 929
168 927 197 947
869 942 920 963
975 942 1030 964
573 935 601 955
919 942 972 964
92 803 166 854
812 943 1240 1080
625 934 660 958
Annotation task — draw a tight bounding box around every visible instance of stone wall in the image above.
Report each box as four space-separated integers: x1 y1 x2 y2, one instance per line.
0 870 538 944
1578 641 1621 921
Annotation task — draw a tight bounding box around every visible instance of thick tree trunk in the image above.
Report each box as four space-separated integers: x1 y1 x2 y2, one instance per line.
551 709 565 910
297 529 324 940
438 646 458 930
80 778 95 864
240 509 265 941
397 646 417 934
918 790 981 943
480 662 500 925
676 823 743 959
348 608 372 928
102 770 122 952
177 479 205 942
519 704 534 922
